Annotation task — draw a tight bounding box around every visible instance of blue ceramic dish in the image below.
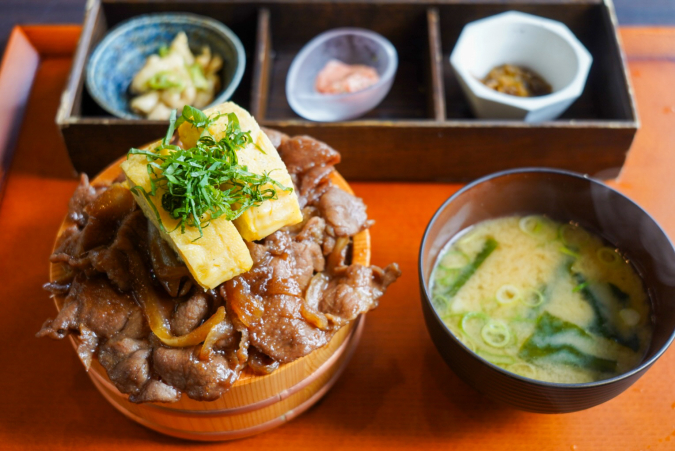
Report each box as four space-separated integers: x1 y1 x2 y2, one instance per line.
86 13 245 119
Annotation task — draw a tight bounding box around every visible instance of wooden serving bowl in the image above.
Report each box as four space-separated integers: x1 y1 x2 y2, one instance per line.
49 157 371 440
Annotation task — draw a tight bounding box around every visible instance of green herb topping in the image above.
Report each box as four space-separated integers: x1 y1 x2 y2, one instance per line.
128 106 291 240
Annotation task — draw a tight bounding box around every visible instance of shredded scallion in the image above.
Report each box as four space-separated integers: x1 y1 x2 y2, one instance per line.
521 288 545 307
128 106 291 240
559 246 581 259
477 350 516 365
559 223 590 247
460 312 488 335
481 320 511 348
496 284 521 305
508 362 538 378
597 247 621 266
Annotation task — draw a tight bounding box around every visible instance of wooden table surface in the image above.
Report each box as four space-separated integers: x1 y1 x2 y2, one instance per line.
2 26 675 450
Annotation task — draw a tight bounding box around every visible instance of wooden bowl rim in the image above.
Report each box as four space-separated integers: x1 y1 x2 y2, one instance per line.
88 316 365 441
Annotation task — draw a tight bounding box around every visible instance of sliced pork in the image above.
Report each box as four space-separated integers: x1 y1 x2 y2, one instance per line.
39 130 400 403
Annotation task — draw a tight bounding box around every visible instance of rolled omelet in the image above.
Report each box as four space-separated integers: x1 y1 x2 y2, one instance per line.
178 102 303 241
121 146 253 290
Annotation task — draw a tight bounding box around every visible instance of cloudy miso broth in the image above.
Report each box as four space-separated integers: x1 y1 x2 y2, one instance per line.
430 216 652 383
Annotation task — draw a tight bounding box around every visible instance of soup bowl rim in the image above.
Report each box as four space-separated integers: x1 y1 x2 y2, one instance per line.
418 166 675 389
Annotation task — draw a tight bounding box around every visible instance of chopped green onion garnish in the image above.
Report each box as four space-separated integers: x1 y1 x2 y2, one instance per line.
559 246 581 259
158 45 170 57
128 106 290 240
508 362 538 378
597 247 621 266
519 215 556 240
572 282 588 293
559 223 590 247
519 215 543 237
521 288 544 307
496 284 521 305
481 320 511 348
460 312 487 335
440 250 469 269
477 350 516 365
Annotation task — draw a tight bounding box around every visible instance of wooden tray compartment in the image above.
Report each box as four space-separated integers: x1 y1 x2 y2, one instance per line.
57 0 637 182
438 2 634 122
57 0 262 175
256 3 436 121
78 2 259 118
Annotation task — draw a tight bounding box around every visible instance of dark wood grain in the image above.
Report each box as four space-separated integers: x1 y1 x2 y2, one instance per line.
427 8 446 121
251 7 271 119
259 120 635 181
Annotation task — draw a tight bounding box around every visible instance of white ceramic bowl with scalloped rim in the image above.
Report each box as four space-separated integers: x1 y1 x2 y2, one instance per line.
450 11 592 123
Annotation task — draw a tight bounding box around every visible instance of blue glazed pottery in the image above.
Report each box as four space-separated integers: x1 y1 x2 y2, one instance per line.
86 13 245 119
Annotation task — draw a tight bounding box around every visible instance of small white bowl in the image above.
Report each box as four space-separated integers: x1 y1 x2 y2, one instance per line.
450 11 592 123
286 28 398 122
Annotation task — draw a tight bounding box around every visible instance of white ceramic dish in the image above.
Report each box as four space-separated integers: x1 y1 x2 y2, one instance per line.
450 11 592 123
285 28 398 122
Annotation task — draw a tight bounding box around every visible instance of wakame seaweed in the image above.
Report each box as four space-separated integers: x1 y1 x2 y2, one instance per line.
571 272 639 351
609 282 630 306
436 237 498 305
519 312 617 373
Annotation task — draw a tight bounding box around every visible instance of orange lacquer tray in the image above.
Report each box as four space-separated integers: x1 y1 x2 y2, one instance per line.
4 24 675 451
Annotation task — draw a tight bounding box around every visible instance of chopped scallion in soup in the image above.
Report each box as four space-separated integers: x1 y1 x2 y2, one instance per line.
430 216 652 384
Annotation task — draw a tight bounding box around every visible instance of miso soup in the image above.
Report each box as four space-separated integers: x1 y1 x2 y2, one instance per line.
430 216 652 384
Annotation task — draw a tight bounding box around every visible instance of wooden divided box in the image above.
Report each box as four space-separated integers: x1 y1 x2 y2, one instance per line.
57 0 637 181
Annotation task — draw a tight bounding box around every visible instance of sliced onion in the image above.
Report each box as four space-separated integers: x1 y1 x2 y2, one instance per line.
496 284 521 305
301 273 330 330
327 236 350 273
198 316 231 360
481 320 510 348
305 273 329 308
127 246 226 347
151 306 225 348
